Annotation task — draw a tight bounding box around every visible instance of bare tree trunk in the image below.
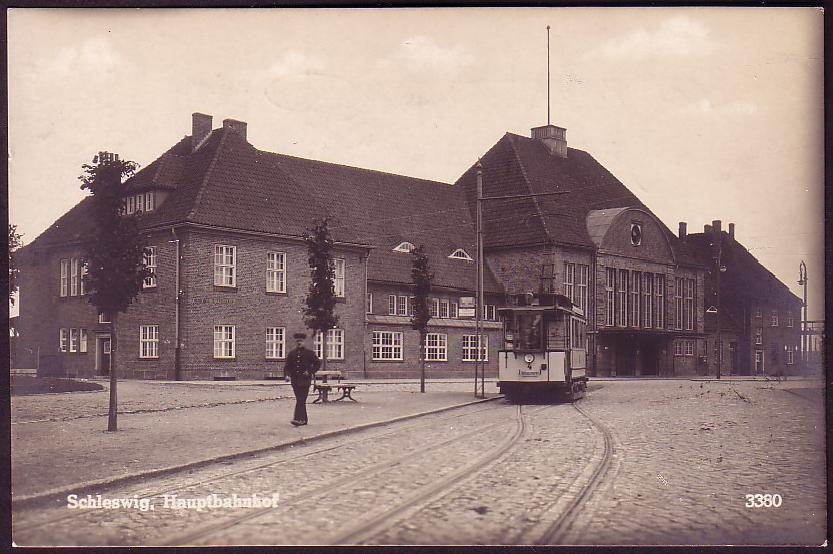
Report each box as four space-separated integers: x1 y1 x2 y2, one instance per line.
321 331 328 373
107 316 118 432
420 332 425 393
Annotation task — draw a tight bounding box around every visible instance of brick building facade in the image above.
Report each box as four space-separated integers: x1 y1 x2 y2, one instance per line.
14 114 800 379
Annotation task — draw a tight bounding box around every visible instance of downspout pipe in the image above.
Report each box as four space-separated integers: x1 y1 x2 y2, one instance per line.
170 227 181 381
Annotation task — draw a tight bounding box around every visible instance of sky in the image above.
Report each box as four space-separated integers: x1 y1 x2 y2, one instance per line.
8 7 825 318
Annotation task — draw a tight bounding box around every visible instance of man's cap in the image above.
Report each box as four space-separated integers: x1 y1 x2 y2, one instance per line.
293 332 307 339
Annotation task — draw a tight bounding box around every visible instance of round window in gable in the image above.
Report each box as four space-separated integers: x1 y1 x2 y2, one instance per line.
630 223 642 246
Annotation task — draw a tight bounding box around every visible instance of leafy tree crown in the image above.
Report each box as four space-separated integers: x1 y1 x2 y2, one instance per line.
303 217 339 333
410 245 433 334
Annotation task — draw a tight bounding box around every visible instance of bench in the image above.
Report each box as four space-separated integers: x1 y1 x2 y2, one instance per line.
333 383 358 402
312 383 358 403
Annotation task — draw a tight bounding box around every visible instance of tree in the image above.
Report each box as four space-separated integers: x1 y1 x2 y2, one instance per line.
8 224 22 305
303 218 338 372
410 245 433 393
79 152 150 432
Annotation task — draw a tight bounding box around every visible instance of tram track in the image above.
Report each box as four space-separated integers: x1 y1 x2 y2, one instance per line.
533 399 616 545
160 403 542 546
13 401 506 536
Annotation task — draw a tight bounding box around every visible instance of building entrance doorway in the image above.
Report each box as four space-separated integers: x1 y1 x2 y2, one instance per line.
754 349 764 374
97 335 111 376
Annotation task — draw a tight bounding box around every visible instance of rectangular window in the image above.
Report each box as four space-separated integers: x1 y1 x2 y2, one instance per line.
617 269 628 327
787 314 794 328
654 274 665 329
372 331 403 361
482 305 496 321
429 298 440 318
213 325 236 358
643 273 653 328
787 350 794 365
771 310 779 327
143 247 157 288
266 327 286 359
60 259 69 297
70 258 79 296
144 191 155 211
563 262 575 305
333 258 345 297
684 340 695 357
674 277 684 330
366 293 373 315
439 298 450 318
684 279 695 331
630 271 641 327
214 245 236 287
126 195 136 215
755 329 763 345
388 295 397 315
462 334 488 362
140 325 159 359
408 296 415 317
136 193 145 213
576 264 589 313
314 329 344 360
69 328 79 353
398 295 408 316
605 267 616 327
99 312 111 324
266 251 286 293
80 261 88 296
59 328 68 352
673 340 683 357
755 307 762 318
450 301 458 319
425 333 448 361
79 329 88 353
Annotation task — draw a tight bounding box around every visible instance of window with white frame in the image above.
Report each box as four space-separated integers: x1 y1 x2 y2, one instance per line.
439 298 450 318
69 328 79 353
448 249 473 261
617 269 628 327
771 310 778 327
408 296 415 317
266 327 286 359
372 331 403 361
334 258 345 297
266 251 286 293
563 262 575 304
462 334 488 362
630 271 641 327
787 314 794 328
755 328 763 345
60 259 69 297
213 325 236 358
80 261 88 295
314 329 345 360
388 295 397 315
684 278 695 331
425 333 448 361
787 350 794 365
59 328 68 352
684 340 694 357
71 258 79 296
576 264 589 313
449 301 458 319
143 247 157 288
674 277 684 330
643 273 653 328
79 329 87 353
140 325 159 358
366 293 373 314
214 245 236 287
398 295 408 316
605 267 616 327
673 340 683 356
124 192 156 215
429 298 439 318
482 305 496 321
654 274 665 329
393 242 416 253
99 311 111 324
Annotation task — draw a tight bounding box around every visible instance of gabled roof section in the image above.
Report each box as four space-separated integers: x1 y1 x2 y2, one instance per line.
586 207 630 246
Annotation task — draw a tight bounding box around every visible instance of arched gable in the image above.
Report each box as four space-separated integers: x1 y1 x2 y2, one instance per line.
588 207 675 264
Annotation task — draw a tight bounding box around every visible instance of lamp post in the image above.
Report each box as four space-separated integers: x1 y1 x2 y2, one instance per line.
473 162 569 398
798 260 807 368
711 237 726 379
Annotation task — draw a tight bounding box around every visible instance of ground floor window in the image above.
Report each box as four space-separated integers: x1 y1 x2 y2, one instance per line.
372 331 403 361
213 325 235 359
462 334 488 362
786 350 794 365
673 339 694 357
266 327 286 359
424 333 448 361
315 328 345 360
139 325 159 359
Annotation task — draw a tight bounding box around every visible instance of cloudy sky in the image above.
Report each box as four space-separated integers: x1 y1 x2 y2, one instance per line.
8 7 824 317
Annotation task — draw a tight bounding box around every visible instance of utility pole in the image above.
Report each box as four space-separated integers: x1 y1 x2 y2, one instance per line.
798 260 808 368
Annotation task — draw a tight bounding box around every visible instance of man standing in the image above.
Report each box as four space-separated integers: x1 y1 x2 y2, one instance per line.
283 332 320 426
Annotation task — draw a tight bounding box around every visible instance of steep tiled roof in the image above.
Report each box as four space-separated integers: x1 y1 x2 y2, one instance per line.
683 231 801 305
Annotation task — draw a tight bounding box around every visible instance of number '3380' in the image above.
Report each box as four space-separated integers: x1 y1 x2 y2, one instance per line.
745 493 782 508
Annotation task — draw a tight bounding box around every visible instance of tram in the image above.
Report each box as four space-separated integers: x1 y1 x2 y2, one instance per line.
497 293 589 401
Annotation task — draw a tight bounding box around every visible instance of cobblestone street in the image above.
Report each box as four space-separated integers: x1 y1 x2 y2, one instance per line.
12 378 826 546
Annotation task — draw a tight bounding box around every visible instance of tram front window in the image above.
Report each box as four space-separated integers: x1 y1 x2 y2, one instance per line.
513 313 544 351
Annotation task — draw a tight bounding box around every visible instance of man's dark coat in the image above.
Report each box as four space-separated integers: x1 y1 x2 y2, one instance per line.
283 346 320 387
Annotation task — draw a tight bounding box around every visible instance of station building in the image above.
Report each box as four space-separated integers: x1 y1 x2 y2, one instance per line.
14 113 800 379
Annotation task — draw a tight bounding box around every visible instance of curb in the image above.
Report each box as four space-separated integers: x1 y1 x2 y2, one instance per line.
12 394 503 511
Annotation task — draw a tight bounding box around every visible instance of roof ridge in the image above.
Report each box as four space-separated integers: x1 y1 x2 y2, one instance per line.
506 134 554 244
187 129 231 222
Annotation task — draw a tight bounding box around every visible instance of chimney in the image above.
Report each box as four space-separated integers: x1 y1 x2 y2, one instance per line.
191 113 213 151
678 221 687 238
728 222 735 240
712 220 722 236
530 125 567 158
704 224 712 234
222 118 247 141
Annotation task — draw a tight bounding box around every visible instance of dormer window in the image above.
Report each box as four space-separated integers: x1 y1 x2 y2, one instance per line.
393 242 416 253
448 248 473 261
124 191 156 215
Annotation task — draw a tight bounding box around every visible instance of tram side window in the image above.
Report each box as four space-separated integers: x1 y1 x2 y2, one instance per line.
546 313 567 350
571 318 587 350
